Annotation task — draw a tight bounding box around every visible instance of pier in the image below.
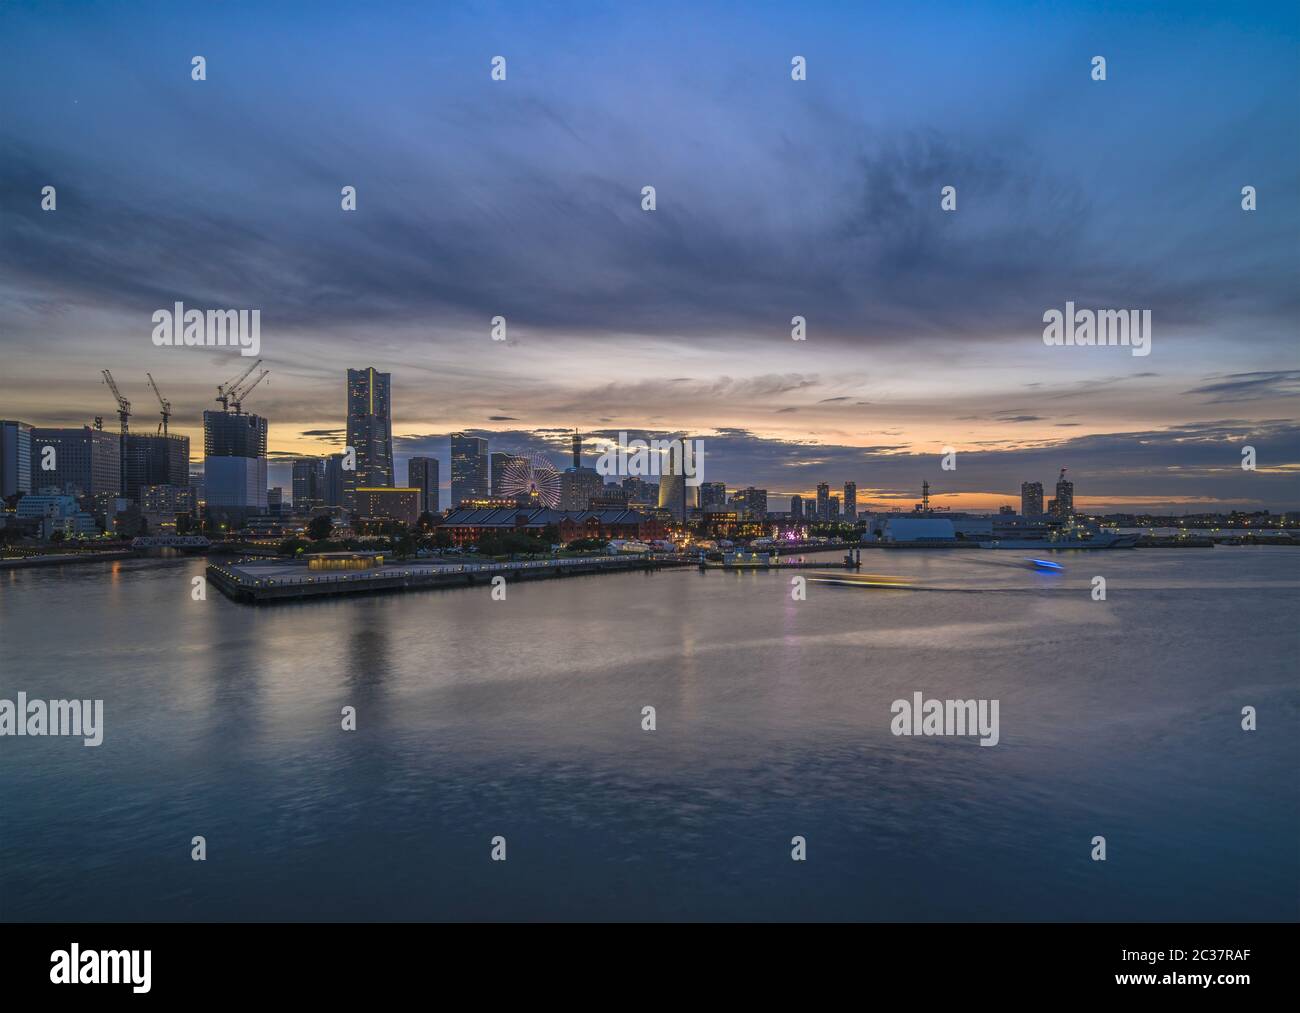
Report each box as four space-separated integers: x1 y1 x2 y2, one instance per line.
207 553 694 604
700 548 864 571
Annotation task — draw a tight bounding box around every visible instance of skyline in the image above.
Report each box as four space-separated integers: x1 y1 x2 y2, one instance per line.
1 0 1298 510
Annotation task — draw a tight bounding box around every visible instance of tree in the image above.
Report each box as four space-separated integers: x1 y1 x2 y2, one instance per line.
476 533 503 556
417 511 439 533
394 533 417 559
307 515 334 541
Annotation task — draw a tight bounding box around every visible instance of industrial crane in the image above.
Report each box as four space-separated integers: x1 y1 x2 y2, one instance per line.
146 373 172 434
216 358 261 412
229 368 269 414
101 369 131 436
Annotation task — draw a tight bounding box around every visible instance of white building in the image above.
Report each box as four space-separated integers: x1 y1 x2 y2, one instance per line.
880 517 956 543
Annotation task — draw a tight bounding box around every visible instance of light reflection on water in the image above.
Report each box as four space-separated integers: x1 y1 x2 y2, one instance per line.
0 548 1296 921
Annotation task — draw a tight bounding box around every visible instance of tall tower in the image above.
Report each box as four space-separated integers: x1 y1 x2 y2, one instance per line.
450 433 489 506
1054 468 1074 519
1021 481 1044 517
344 367 393 510
844 481 857 520
816 482 829 521
657 436 691 523
571 431 582 470
408 457 439 515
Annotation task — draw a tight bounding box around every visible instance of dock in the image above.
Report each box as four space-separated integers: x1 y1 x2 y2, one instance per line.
207 553 694 604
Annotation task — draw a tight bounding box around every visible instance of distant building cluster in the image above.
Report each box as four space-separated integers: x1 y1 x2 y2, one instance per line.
7 370 1288 549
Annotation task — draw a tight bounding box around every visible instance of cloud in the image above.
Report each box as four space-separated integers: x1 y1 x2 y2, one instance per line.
1183 371 1300 404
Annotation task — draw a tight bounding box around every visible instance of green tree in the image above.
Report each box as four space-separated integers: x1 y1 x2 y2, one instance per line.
307 515 334 541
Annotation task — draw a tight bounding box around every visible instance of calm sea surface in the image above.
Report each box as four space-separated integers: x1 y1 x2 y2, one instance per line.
2 547 1297 921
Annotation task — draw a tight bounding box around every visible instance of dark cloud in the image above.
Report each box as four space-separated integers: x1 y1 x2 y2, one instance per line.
1184 371 1300 404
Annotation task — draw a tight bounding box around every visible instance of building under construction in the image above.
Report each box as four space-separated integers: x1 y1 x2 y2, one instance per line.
123 433 189 501
202 361 271 526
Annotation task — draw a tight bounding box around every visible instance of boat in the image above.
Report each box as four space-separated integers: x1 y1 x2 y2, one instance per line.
980 525 1138 550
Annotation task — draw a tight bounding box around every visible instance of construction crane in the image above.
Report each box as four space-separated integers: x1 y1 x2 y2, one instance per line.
146 373 172 434
101 369 131 436
216 358 261 412
229 368 269 414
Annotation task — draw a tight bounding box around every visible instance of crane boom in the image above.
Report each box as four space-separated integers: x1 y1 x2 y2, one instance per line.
101 369 131 434
146 373 172 434
230 368 269 413
217 358 261 411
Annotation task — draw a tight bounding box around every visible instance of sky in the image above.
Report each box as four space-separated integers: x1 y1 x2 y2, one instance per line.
1 0 1297 512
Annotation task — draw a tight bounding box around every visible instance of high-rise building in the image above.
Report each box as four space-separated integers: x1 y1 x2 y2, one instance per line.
731 487 768 520
656 436 694 523
699 481 727 510
450 433 489 506
844 481 857 520
1054 469 1074 519
815 482 830 522
588 483 630 509
621 476 659 506
139 484 193 515
323 453 345 507
344 367 394 510
202 410 267 525
0 420 33 499
490 452 525 498
29 426 120 497
571 432 583 470
790 495 803 520
828 495 841 521
408 457 439 515
292 457 326 512
353 487 420 527
1021 481 1044 518
123 433 190 501
561 468 605 511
